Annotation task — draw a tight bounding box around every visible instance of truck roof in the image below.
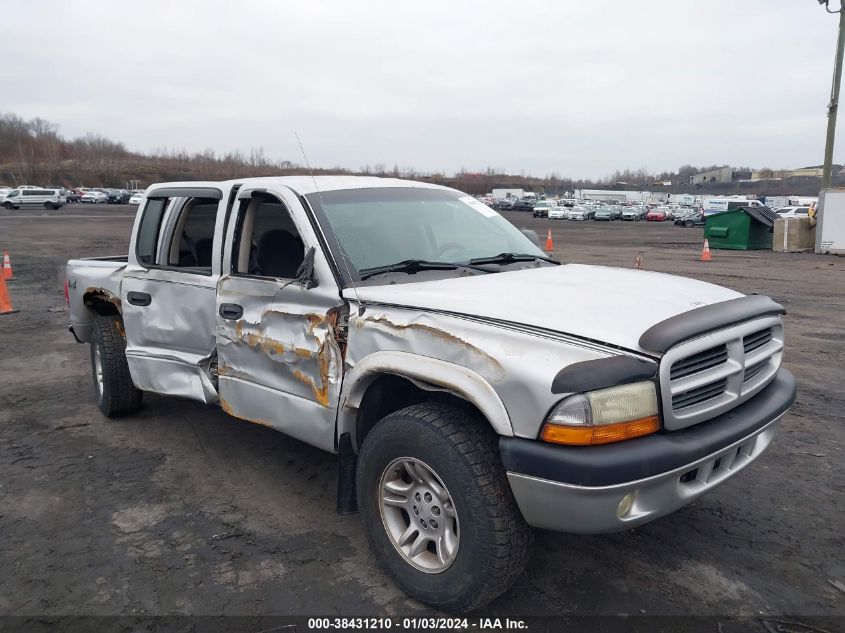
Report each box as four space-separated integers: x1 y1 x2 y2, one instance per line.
145 176 451 197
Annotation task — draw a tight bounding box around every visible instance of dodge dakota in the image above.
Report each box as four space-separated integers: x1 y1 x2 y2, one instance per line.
66 176 796 611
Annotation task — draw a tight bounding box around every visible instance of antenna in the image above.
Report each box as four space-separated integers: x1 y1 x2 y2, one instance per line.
294 132 365 315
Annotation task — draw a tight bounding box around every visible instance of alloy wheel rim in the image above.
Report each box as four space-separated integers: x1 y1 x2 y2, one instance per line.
378 457 460 574
94 346 104 396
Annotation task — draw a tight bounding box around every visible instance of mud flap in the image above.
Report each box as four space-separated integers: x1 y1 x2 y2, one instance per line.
336 432 358 515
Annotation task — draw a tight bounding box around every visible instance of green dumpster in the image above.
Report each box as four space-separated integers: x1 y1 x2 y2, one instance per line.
704 207 776 250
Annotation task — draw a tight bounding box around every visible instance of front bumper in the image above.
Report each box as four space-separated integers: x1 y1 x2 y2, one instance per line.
501 368 795 533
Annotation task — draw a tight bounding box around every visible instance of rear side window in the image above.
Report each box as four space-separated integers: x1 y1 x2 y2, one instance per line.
135 199 167 265
167 199 218 269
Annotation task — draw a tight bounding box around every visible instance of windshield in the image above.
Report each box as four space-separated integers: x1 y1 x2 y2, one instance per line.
306 187 546 282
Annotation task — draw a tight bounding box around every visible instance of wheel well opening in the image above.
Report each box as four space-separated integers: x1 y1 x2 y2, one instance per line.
84 293 121 318
355 374 480 449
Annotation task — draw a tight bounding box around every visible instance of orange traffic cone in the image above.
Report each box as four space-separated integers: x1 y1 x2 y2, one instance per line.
2 252 13 281
545 228 554 252
700 238 712 262
0 270 17 314
634 251 644 269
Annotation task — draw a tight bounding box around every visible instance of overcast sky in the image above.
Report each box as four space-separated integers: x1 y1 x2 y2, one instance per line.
1 0 841 179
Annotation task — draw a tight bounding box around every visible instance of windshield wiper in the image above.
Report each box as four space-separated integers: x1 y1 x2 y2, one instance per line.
359 259 461 280
469 252 559 266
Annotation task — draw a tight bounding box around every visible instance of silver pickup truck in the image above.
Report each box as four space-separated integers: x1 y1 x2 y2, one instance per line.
67 176 796 611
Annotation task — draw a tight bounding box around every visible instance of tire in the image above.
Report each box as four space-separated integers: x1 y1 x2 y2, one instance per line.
44 202 55 210
3 202 12 209
684 220 695 228
357 403 531 612
90 315 143 417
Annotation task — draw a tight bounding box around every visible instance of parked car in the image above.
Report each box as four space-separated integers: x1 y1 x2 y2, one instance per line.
775 206 811 218
532 201 558 218
493 199 515 211
512 198 536 212
621 207 644 221
568 206 593 221
646 209 668 222
2 188 64 209
65 189 82 203
66 175 795 613
548 205 567 219
107 189 131 204
128 192 145 205
81 190 108 204
593 207 616 221
674 211 705 228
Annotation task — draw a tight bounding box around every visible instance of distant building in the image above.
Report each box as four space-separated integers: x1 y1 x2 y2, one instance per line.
690 167 734 185
751 166 825 180
576 189 668 203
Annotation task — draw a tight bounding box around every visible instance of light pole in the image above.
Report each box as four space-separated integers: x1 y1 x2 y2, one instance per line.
820 0 845 189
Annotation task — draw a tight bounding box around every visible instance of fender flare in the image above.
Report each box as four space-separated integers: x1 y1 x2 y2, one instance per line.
337 350 513 448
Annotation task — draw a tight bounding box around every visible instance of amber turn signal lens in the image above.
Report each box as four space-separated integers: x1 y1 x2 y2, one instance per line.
540 415 660 446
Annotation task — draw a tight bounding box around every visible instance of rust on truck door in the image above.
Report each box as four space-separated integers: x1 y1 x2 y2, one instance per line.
215 187 345 452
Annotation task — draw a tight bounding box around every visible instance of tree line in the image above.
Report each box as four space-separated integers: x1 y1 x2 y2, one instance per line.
0 112 829 195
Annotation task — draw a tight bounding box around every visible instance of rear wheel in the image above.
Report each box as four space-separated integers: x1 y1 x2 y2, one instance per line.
684 220 695 228
357 403 530 612
90 315 143 417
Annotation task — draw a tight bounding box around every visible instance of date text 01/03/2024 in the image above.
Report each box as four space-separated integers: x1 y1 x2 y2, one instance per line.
306 617 527 630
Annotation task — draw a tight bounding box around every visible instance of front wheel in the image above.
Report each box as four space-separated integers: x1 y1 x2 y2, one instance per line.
684 220 695 228
90 315 143 417
357 403 530 612
3 202 12 209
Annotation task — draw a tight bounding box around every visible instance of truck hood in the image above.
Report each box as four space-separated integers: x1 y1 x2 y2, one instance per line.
348 264 743 355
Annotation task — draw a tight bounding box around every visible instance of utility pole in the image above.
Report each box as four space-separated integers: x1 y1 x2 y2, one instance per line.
822 0 845 189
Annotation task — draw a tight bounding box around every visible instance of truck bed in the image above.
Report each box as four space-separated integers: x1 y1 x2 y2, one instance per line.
66 255 128 343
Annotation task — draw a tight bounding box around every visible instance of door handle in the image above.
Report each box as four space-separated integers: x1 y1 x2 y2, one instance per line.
219 303 244 320
127 291 151 307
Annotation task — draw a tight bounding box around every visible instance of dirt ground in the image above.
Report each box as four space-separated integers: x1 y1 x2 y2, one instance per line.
0 205 843 621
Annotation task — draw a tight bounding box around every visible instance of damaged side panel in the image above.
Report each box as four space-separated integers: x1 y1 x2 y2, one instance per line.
343 306 616 440
66 258 127 342
216 275 344 453
122 268 220 404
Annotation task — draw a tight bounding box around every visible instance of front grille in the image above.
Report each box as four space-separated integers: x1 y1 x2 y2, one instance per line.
744 328 773 354
670 344 728 380
744 360 769 382
659 316 784 430
672 378 728 410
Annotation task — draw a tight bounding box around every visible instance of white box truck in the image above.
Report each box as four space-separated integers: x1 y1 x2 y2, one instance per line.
816 188 845 254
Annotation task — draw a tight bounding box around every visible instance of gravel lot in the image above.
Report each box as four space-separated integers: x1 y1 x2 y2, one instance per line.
0 204 843 621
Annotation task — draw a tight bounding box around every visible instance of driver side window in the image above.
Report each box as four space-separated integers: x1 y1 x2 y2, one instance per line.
233 196 304 279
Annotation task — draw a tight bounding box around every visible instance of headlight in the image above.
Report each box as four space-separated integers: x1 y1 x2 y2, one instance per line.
540 381 660 445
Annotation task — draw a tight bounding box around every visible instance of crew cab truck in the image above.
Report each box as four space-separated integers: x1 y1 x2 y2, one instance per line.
67 177 796 611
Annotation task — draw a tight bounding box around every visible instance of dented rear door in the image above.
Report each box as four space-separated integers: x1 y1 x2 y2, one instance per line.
215 186 345 452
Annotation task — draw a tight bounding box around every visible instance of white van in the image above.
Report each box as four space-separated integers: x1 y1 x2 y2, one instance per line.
2 188 64 210
702 198 764 215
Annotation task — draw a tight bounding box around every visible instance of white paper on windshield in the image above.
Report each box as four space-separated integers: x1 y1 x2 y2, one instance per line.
460 196 498 218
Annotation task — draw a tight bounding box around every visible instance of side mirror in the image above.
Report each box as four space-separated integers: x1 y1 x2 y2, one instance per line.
296 246 317 289
520 229 541 248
